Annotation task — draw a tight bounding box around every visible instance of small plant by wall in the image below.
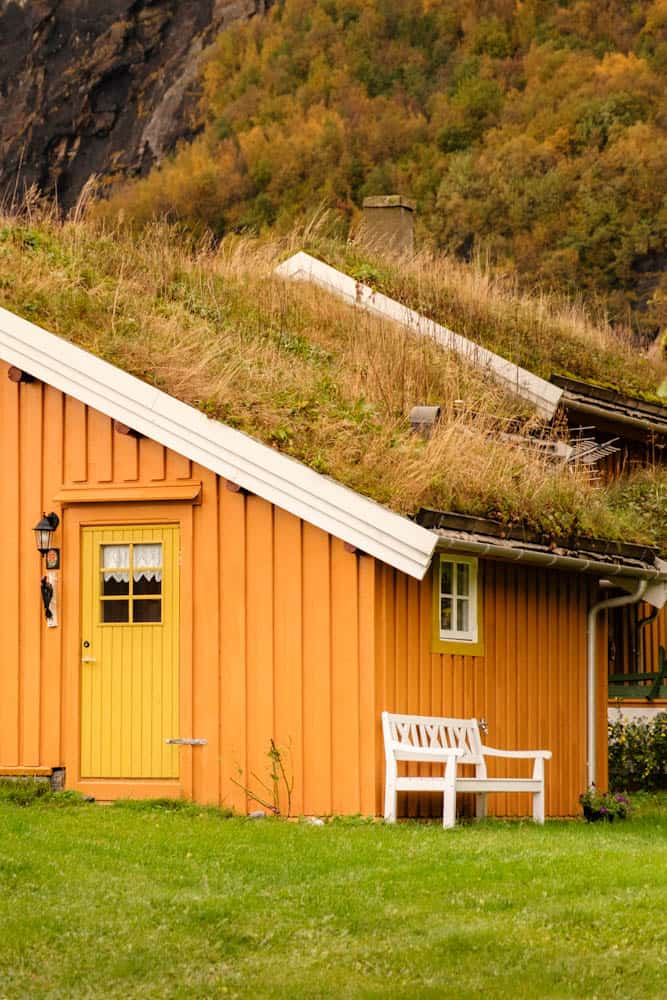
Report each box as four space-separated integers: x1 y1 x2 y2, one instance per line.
608 712 667 791
232 739 295 817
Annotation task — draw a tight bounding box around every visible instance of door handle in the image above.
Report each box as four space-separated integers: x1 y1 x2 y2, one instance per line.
81 657 97 663
165 738 208 746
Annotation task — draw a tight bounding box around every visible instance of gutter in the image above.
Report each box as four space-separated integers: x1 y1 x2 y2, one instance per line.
586 581 647 789
433 534 667 583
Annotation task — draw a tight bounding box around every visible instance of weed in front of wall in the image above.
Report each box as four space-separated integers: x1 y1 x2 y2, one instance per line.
232 739 295 817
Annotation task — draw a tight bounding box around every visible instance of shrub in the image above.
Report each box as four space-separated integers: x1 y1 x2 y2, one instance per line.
608 712 667 791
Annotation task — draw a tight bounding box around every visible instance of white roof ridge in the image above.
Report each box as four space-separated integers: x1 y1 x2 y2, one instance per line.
0 304 436 579
275 251 563 420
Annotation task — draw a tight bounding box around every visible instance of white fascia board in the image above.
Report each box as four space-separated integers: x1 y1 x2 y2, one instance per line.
0 305 436 580
276 252 563 420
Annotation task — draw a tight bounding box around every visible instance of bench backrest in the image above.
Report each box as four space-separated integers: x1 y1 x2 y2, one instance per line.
382 712 483 764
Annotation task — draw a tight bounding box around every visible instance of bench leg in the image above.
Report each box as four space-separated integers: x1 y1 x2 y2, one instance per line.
442 787 456 829
476 793 487 820
533 788 545 825
442 756 457 829
384 762 397 823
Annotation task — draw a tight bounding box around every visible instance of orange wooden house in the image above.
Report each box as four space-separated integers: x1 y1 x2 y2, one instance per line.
1 305 666 818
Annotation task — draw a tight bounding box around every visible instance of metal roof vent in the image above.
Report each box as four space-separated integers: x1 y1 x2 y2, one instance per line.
409 405 441 438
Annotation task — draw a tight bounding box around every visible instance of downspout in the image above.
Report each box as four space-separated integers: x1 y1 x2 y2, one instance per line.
586 579 647 788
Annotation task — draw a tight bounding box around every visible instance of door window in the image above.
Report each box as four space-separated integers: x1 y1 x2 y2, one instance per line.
100 542 163 623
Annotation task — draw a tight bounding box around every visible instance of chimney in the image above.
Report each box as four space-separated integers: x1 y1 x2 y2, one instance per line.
361 195 416 254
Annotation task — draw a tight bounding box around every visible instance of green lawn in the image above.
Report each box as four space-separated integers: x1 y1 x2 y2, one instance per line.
0 795 666 999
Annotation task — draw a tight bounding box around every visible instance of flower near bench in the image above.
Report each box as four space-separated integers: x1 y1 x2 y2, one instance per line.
382 712 552 828
579 785 631 822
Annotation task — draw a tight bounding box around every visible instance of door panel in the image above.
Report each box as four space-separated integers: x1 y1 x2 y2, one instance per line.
80 525 180 779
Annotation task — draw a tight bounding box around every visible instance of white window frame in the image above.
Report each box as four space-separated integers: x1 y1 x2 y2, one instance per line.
438 555 478 643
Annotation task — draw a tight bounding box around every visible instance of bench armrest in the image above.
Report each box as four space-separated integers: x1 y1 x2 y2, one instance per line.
481 745 552 760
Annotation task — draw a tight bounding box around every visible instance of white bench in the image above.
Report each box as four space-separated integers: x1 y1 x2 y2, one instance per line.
382 712 552 828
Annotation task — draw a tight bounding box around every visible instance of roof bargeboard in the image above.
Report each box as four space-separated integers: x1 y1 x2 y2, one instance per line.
0 304 436 580
276 252 563 420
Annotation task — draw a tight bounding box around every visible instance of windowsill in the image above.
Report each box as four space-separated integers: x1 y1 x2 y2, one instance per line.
431 636 485 657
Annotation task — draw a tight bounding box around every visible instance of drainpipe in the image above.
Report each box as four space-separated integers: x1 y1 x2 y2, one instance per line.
586 579 647 788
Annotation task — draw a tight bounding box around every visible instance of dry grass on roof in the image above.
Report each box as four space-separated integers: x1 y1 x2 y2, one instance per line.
1 208 666 546
313 237 667 400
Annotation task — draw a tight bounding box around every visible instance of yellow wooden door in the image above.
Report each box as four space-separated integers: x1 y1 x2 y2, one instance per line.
80 525 180 779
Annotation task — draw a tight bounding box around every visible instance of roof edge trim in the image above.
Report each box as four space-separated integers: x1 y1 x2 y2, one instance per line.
276 252 562 420
0 305 436 580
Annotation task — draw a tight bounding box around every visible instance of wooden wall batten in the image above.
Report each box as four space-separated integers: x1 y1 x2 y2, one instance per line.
0 368 21 765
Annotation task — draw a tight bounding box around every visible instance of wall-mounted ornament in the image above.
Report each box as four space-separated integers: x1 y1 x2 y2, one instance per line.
40 576 54 621
40 572 59 628
45 548 60 571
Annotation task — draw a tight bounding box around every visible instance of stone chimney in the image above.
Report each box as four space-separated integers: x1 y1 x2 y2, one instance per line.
361 195 416 253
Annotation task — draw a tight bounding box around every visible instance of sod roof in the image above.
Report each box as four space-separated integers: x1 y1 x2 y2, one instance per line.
2 214 667 551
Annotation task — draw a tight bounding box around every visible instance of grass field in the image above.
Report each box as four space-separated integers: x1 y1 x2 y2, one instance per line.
0 794 666 999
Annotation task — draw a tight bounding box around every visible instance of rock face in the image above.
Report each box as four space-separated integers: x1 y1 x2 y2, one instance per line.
0 0 269 209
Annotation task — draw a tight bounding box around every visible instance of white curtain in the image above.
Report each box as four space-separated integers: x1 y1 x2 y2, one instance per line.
102 544 129 583
102 543 162 582
133 544 162 582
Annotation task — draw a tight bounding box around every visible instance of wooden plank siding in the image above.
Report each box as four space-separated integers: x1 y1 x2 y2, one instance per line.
0 362 608 815
374 560 606 817
0 365 378 812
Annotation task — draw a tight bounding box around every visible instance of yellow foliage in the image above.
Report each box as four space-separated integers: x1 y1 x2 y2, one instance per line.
96 0 667 335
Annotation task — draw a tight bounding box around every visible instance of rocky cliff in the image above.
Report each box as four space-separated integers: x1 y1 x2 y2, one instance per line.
0 0 269 209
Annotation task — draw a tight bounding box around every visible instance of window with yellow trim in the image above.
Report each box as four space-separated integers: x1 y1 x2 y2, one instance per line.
432 555 483 655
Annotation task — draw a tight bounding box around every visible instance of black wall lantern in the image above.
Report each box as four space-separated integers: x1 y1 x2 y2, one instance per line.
33 511 60 555
34 512 60 625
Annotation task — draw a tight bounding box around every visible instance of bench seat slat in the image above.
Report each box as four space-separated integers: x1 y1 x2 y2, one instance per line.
396 778 542 793
455 778 542 793
395 777 453 792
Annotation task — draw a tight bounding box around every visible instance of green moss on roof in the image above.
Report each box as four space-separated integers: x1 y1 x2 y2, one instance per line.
2 214 667 552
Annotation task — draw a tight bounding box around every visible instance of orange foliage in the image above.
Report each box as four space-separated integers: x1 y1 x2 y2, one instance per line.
100 0 667 334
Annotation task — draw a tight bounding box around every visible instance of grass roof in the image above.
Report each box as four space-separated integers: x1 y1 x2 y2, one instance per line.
308 238 667 401
2 212 667 551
